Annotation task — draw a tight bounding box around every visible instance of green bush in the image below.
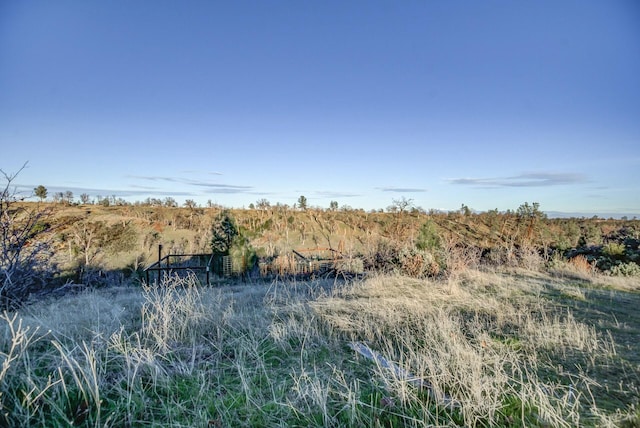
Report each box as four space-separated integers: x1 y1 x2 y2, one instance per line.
229 235 256 276
603 242 626 259
416 219 441 252
609 262 640 277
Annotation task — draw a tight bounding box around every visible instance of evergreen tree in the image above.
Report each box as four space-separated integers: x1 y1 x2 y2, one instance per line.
416 219 441 252
34 185 47 201
297 195 308 210
211 210 238 255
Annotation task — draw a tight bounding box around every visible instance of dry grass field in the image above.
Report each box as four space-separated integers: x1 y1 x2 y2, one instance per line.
2 264 639 427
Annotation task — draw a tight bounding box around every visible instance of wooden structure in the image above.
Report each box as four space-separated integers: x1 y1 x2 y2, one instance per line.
144 245 219 285
144 245 358 285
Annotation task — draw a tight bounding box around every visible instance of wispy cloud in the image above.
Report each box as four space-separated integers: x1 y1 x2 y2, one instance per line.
127 175 252 194
189 183 252 194
127 175 181 183
129 184 159 190
447 172 587 188
178 170 223 175
16 184 195 198
377 187 427 193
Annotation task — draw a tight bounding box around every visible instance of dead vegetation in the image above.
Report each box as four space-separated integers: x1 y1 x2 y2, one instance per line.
1 267 638 426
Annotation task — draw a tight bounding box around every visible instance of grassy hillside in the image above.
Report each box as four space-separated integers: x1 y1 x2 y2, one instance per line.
22 202 640 280
1 269 638 426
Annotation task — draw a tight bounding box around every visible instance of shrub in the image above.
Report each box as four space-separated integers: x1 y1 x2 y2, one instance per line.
362 239 399 273
335 257 364 275
398 246 439 277
568 255 594 275
416 219 441 252
517 245 544 271
1 165 54 309
229 234 257 276
609 262 640 277
603 242 626 259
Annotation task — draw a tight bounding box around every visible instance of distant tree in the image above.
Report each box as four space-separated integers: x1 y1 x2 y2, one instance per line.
275 202 290 212
184 199 198 209
148 198 162 207
80 193 91 204
64 191 74 204
97 196 110 207
52 192 64 203
411 206 425 215
248 203 255 210
516 202 546 242
34 185 47 201
391 197 414 213
329 200 339 211
516 202 547 224
164 197 177 208
256 198 271 210
297 195 308 211
460 204 471 216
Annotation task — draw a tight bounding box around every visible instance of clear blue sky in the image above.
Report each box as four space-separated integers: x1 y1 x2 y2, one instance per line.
1 1 639 215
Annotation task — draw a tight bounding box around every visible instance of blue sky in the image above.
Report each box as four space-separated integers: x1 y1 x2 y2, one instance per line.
1 1 639 215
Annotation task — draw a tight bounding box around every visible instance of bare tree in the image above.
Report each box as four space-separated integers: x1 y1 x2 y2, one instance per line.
390 197 414 213
1 164 53 309
184 199 198 209
72 220 106 266
256 198 271 210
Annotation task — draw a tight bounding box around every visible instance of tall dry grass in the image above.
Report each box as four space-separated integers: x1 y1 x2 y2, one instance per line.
311 270 619 426
0 269 635 426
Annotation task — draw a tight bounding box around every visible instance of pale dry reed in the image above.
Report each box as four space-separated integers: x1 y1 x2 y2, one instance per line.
0 269 635 427
311 271 617 426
